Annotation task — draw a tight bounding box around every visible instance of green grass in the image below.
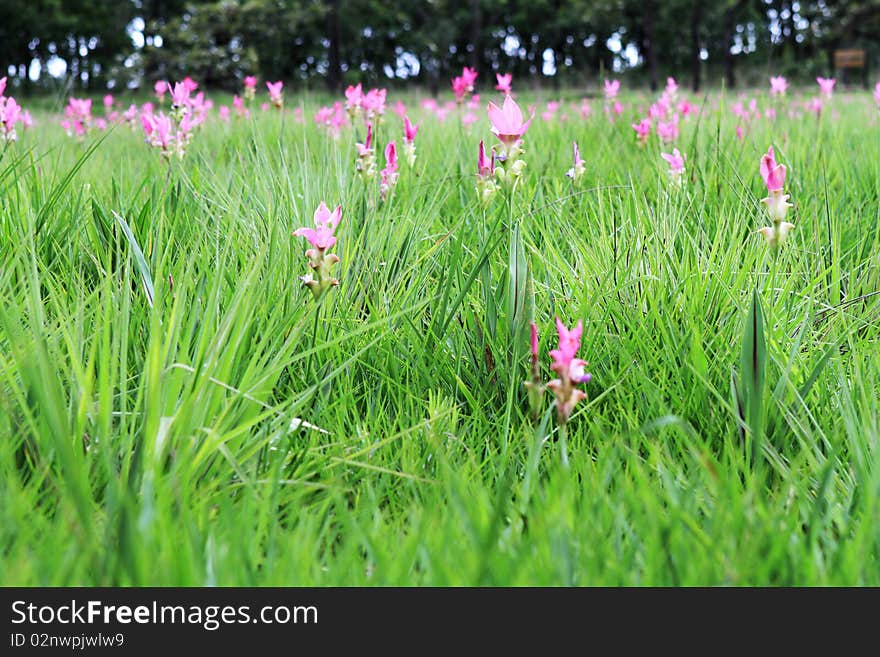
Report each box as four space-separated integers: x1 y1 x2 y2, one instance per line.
1 89 879 585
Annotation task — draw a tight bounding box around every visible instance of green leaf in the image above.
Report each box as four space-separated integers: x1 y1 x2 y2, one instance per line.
113 210 155 308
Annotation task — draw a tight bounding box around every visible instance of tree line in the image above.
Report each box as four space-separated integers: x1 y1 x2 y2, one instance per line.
2 0 879 94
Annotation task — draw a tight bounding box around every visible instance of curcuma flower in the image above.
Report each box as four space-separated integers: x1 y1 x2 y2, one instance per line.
380 141 399 200
243 75 258 101
293 203 342 300
632 118 651 145
487 94 533 147
487 95 533 187
816 77 836 99
355 122 377 181
475 140 498 204
769 76 788 97
758 146 794 247
661 148 686 185
565 141 586 181
547 318 591 424
495 73 513 95
267 81 284 109
402 115 419 167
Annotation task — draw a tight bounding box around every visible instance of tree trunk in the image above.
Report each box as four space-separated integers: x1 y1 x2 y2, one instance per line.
723 9 735 88
326 0 342 92
643 0 658 91
469 0 481 72
690 2 703 92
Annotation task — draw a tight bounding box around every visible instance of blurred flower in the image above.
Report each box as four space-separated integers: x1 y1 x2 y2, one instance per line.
604 79 620 99
243 75 257 101
656 114 679 142
267 81 284 109
495 73 513 95
565 141 586 181
154 80 167 102
661 148 686 184
632 118 651 145
816 77 835 99
770 76 788 96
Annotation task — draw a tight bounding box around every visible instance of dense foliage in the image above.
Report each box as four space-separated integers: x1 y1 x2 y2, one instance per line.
2 0 880 93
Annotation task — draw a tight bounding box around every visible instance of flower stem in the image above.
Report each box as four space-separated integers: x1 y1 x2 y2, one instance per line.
559 420 570 470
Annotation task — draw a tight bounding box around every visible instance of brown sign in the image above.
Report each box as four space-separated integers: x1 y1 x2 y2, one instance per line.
834 49 866 68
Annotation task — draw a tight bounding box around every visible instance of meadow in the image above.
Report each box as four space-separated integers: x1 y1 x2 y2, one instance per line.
1 78 879 585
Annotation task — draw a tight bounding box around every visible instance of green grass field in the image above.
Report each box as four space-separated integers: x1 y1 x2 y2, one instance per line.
1 88 879 585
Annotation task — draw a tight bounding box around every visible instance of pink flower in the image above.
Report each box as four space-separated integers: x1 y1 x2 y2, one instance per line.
632 118 651 143
816 77 835 98
171 82 190 107
356 122 373 157
403 115 419 143
666 77 678 96
0 76 6 97
1 96 22 141
547 318 591 423
656 114 679 142
661 148 686 175
380 141 399 198
760 146 793 228
476 140 497 203
566 141 586 180
294 202 342 251
123 104 138 125
736 125 745 141
769 76 788 96
604 79 620 99
487 95 533 145
579 99 593 119
391 100 407 117
452 76 469 100
142 112 174 154
495 73 513 95
760 146 786 192
103 94 114 109
649 100 668 121
678 100 697 117
345 83 363 111
219 106 230 121
244 76 257 90
266 81 284 108
294 203 342 300
806 97 822 116
182 77 198 92
362 88 386 117
460 66 478 91
154 80 167 100
874 82 880 106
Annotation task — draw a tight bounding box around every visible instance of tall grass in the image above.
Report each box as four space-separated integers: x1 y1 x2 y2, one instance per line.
1 89 878 585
